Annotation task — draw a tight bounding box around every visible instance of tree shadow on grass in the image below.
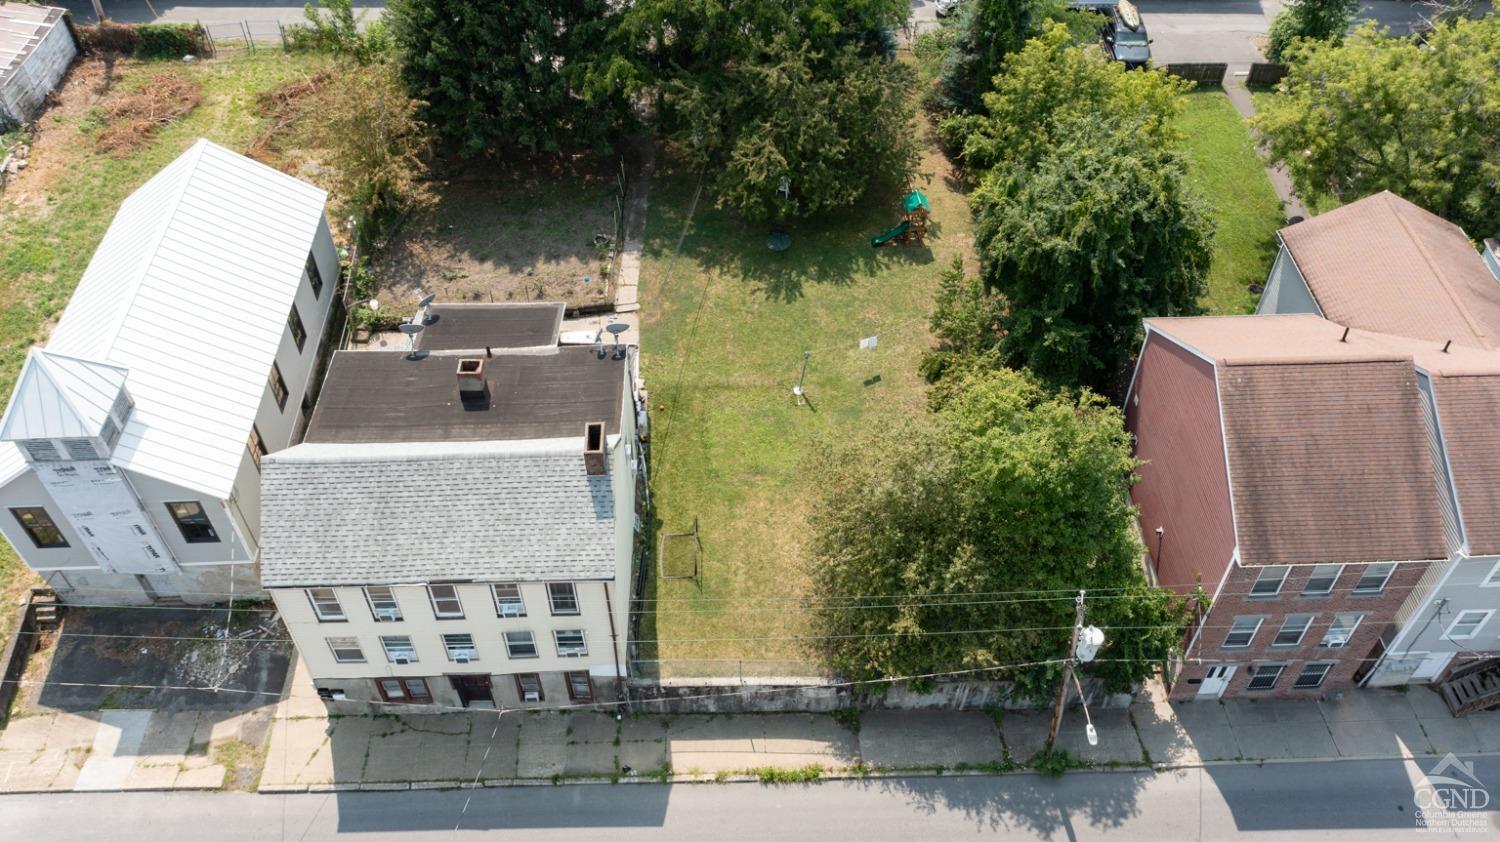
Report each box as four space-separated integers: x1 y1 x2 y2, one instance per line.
857 768 1157 837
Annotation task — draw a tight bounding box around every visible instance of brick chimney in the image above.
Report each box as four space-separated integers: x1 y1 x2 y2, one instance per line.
583 421 606 476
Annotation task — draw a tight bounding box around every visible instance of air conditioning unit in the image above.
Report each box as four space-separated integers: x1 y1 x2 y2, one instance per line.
375 608 401 622
498 604 524 617
560 648 585 657
523 691 540 702
453 651 476 663
393 656 412 665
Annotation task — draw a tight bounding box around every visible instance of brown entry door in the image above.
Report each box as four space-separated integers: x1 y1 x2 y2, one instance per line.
450 674 493 707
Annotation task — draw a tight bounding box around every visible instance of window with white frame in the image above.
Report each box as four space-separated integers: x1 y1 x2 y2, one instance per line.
365 586 403 622
308 588 345 622
1301 564 1343 595
443 633 479 662
1443 609 1494 641
1353 563 1396 595
1483 560 1500 587
554 629 587 657
1293 662 1334 689
1246 663 1284 690
1273 614 1315 647
504 630 538 659
1320 612 1364 648
547 583 580 615
428 585 465 619
1222 616 1262 648
380 636 417 664
327 637 364 663
492 583 526 617
1250 566 1291 597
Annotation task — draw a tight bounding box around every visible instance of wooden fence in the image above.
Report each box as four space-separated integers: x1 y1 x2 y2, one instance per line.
1163 63 1227 86
1247 63 1290 87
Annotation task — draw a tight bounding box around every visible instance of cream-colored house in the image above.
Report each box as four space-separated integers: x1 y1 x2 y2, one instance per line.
261 306 643 710
0 139 338 604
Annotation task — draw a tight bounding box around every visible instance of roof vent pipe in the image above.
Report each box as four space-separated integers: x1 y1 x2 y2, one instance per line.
1339 326 1350 343
1443 339 1453 354
584 422 607 476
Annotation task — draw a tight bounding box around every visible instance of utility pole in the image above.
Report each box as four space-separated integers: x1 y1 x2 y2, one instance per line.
1046 590 1087 751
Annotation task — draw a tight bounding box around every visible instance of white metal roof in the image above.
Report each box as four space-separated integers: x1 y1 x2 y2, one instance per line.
20 138 328 499
0 349 128 441
259 439 621 587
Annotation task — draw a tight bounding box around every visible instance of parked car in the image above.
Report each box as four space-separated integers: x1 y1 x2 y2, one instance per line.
935 0 962 17
1073 0 1153 69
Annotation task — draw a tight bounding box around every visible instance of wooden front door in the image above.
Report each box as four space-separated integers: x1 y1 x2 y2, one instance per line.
450 674 493 707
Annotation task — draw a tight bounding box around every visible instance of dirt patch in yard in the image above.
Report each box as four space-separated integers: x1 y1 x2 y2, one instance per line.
370 155 621 317
0 58 123 213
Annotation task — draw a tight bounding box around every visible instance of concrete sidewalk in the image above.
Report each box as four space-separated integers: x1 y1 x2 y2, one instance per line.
252 671 1500 793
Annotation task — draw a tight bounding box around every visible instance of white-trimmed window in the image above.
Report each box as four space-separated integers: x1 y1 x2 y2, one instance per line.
1246 663 1284 691
365 586 403 622
380 635 417 664
554 629 587 657
492 583 526 617
443 633 479 662
1273 614 1315 647
1301 564 1343 595
1321 612 1364 648
1250 566 1291 597
1353 563 1396 595
428 585 465 619
1223 616 1262 649
547 583 580 615
504 630 538 658
308 588 345 622
1443 610 1494 641
1483 560 1500 588
327 637 364 663
1293 662 1334 689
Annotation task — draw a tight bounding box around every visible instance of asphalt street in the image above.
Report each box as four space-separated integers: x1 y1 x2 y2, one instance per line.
2 756 1498 840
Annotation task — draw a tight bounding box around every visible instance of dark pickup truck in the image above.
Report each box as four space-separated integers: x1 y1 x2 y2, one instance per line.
1072 0 1153 69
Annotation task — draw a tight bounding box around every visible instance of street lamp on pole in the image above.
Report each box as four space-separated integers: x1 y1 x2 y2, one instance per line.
1047 590 1105 750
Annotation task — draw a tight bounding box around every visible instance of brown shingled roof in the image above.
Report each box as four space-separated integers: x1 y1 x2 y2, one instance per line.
1433 374 1500 556
1279 192 1500 349
1217 359 1449 566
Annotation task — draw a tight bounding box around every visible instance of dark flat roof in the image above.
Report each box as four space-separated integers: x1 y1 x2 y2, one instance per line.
306 347 625 444
416 303 563 352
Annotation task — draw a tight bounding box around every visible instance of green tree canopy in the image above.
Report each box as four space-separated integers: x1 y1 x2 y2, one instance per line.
807 368 1189 699
1264 0 1359 62
385 0 626 156
973 113 1213 392
943 23 1192 172
1253 18 1500 235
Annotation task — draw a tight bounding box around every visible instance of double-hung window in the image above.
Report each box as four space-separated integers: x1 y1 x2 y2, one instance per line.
288 305 307 352
566 671 594 702
1320 612 1363 648
1353 563 1396 595
492 583 526 617
504 630 538 659
306 252 324 299
327 637 364 663
165 501 219 544
1294 662 1334 689
11 507 68 549
380 635 417 663
428 585 465 619
547 583 580 615
308 588 345 622
1246 664 1284 691
268 363 289 410
1250 566 1290 597
515 673 544 702
1222 616 1261 649
443 633 478 662
1443 610 1494 641
1301 564 1342 595
365 586 403 622
247 425 267 470
376 677 431 704
554 629 587 657
1273 614 1315 647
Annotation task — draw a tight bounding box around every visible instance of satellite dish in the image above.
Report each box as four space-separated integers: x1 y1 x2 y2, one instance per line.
417 293 436 308
398 323 424 335
605 323 629 338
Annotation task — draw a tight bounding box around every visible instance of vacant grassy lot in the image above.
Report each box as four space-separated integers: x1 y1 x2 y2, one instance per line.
1178 90 1285 315
639 138 974 675
0 50 332 648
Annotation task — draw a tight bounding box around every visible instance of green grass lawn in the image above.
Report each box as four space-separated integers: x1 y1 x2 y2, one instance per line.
0 49 330 649
1177 90 1286 315
639 140 973 675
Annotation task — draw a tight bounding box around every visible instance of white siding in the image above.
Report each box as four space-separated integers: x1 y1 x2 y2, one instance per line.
0 4 75 127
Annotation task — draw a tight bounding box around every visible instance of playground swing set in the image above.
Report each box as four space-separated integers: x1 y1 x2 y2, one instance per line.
870 188 931 248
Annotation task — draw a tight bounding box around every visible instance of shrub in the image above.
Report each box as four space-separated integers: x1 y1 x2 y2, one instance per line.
1264 0 1359 62
134 23 207 59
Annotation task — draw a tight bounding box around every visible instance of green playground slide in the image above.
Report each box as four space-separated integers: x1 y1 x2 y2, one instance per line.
870 219 910 247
